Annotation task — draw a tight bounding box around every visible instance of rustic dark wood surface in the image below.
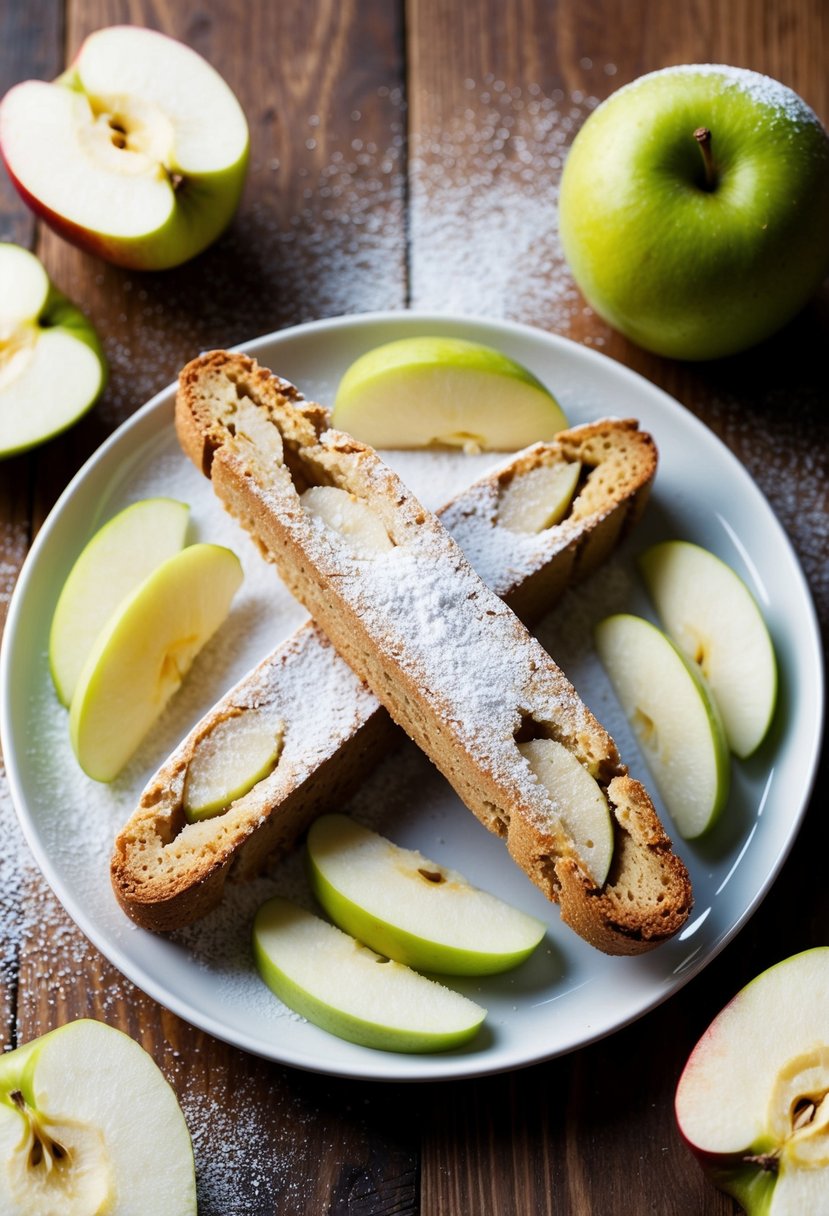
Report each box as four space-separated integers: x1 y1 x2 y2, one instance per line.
1 1 827 1212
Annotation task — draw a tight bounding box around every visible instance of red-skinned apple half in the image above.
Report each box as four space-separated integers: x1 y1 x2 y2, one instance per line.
0 26 249 270
559 65 829 360
676 948 829 1213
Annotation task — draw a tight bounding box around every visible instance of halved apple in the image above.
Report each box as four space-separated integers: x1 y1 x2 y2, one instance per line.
253 897 487 1053
0 1019 196 1215
49 497 190 706
595 613 730 839
639 540 777 758
69 542 243 781
307 814 546 975
332 335 568 451
676 948 829 1213
518 738 614 885
0 243 105 458
183 710 283 822
0 26 249 270
497 460 582 532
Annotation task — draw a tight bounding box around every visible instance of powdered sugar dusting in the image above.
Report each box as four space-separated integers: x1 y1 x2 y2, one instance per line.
410 81 596 330
611 63 825 128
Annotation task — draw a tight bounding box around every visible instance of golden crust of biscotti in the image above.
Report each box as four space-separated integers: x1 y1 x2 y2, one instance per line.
142 349 692 954
112 369 663 934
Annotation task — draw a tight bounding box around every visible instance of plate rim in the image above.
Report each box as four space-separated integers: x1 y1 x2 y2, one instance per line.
1 309 824 1082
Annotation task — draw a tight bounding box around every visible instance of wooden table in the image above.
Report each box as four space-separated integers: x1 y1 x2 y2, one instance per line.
1 2 826 1212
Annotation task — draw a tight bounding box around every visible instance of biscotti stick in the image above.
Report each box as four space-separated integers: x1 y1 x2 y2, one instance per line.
163 351 690 955
112 410 660 934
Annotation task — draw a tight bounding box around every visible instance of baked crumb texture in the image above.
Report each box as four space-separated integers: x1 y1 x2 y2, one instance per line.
111 350 691 953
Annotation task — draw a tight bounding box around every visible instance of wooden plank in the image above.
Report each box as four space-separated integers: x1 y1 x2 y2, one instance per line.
407 0 827 1212
8 2 414 1213
0 0 63 1062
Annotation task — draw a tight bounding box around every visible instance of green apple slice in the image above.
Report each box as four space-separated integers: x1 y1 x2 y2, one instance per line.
183 710 284 821
69 542 243 782
639 540 777 758
497 460 581 532
676 948 829 1214
300 485 394 557
0 1019 196 1215
49 497 190 706
306 814 546 975
332 335 568 451
595 613 730 839
518 738 614 885
0 243 106 458
253 897 486 1053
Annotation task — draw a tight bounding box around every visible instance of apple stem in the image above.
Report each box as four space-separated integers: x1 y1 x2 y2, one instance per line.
693 127 717 191
743 1150 780 1173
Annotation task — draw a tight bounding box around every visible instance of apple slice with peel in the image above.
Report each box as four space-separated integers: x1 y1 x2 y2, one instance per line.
0 243 105 458
676 948 829 1214
639 540 777 758
497 460 582 532
300 485 394 557
49 497 189 706
0 26 248 270
253 897 486 1053
332 335 568 451
184 709 283 822
307 814 546 975
69 542 243 781
0 1019 196 1215
518 738 614 886
595 613 730 839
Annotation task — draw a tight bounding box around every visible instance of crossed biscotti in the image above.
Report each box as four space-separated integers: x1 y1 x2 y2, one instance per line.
112 351 691 953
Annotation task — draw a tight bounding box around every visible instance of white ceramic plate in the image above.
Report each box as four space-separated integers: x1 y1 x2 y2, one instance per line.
1 312 823 1082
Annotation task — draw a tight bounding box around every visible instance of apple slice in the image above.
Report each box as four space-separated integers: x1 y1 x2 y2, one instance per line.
184 710 283 822
253 897 486 1053
676 948 829 1214
0 243 105 458
300 485 394 557
518 738 614 886
307 814 546 975
0 1019 196 1215
69 542 243 781
639 540 777 758
0 26 249 270
49 497 190 706
595 613 730 839
497 460 582 532
332 335 568 451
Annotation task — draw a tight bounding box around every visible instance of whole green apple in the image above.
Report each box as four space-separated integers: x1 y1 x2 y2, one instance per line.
559 65 829 360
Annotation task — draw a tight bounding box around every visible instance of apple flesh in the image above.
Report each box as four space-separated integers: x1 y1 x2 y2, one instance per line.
676 948 829 1214
0 243 105 458
332 335 568 451
595 613 730 839
69 542 243 781
0 25 249 270
559 65 829 359
518 738 614 886
253 896 487 1053
49 496 190 706
0 1019 196 1215
184 710 283 822
306 814 546 975
639 540 777 758
497 459 581 532
300 485 394 557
